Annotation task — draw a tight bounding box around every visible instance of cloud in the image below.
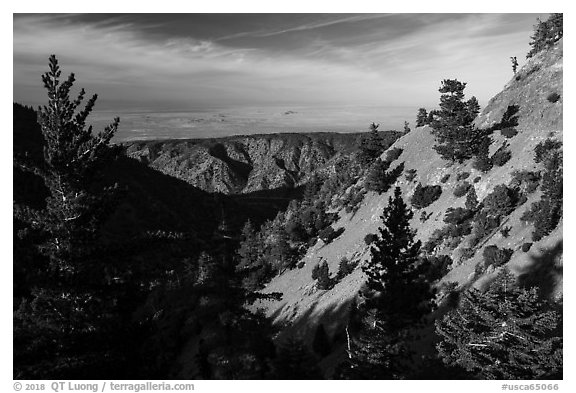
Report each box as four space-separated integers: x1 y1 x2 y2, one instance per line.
13 13 544 112
214 14 390 41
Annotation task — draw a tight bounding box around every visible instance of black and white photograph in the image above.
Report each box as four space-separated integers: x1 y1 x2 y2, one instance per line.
10 5 566 387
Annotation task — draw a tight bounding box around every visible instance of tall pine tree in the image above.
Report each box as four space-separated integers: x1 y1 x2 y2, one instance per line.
358 122 384 165
430 79 488 162
338 187 435 379
361 186 434 328
13 55 137 378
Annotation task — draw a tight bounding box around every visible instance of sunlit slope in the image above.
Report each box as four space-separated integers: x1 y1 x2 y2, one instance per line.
256 39 563 346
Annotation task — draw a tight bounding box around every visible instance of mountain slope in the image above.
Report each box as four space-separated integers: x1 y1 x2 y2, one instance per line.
124 132 401 194
254 39 563 367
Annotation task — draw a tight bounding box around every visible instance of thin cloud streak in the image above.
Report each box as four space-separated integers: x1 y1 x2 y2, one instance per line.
214 14 390 41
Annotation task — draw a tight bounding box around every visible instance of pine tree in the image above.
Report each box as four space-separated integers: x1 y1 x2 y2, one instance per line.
511 56 519 74
527 14 563 58
436 270 562 379
336 318 411 379
465 186 479 211
312 260 333 290
237 220 260 270
236 220 271 290
364 158 391 193
403 121 411 133
416 108 429 127
12 55 146 378
430 79 488 162
338 188 437 379
358 122 384 165
362 186 434 327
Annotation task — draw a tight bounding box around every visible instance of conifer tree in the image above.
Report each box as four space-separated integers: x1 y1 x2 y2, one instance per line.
362 186 434 327
436 270 562 379
12 55 140 378
510 56 519 74
358 122 384 165
336 318 410 379
430 79 488 162
416 108 429 127
338 188 436 378
527 14 563 58
465 186 479 211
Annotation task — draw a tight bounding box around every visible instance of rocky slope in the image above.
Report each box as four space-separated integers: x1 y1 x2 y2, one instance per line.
253 39 563 371
124 132 400 194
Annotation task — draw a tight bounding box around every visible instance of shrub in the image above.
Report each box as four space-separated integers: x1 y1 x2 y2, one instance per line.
312 261 333 290
459 247 476 262
547 92 561 103
465 187 479 211
297 261 305 269
474 261 486 276
421 255 452 282
534 138 562 164
447 221 473 239
336 257 358 280
364 233 378 245
483 184 519 217
457 172 470 181
501 127 518 138
510 170 541 194
500 226 511 238
521 242 533 252
473 176 481 183
411 183 442 209
423 222 471 253
521 199 562 241
420 210 432 223
472 155 493 173
365 160 404 194
453 182 471 198
469 211 500 247
319 226 344 244
440 174 450 183
405 168 417 182
444 207 474 225
386 147 403 162
423 228 449 253
343 186 366 213
491 145 512 167
482 245 513 268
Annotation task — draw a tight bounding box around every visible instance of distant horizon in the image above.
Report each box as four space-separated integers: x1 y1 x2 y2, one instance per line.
86 104 418 142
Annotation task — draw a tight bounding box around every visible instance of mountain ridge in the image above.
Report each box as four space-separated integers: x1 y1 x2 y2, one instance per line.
124 131 402 194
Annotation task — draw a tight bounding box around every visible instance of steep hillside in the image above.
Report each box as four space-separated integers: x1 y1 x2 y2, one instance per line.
254 40 563 370
124 132 401 194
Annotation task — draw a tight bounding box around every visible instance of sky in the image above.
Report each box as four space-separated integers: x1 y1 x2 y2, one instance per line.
13 13 549 113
